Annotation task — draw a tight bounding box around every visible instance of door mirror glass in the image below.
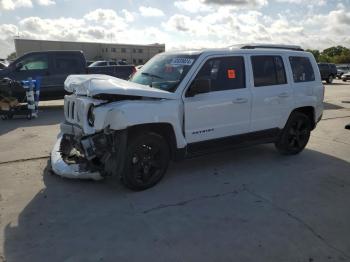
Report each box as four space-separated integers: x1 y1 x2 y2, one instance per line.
187 78 211 97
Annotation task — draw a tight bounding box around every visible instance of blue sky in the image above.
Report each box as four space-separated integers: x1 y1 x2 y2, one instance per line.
0 0 350 57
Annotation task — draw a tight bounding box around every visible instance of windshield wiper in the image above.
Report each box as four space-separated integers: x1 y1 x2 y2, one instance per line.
141 72 163 79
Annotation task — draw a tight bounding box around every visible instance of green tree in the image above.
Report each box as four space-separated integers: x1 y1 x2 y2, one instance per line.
333 49 350 64
306 49 320 62
322 46 348 58
6 52 16 60
318 54 331 63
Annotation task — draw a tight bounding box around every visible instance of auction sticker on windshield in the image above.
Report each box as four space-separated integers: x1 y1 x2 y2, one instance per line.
170 58 194 66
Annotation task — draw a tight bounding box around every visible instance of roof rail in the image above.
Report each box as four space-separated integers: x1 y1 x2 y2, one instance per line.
231 44 304 51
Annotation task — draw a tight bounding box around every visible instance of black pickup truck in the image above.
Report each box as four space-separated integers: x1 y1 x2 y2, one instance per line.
0 51 136 101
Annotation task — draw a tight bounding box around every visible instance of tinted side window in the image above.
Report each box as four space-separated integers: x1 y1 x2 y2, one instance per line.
17 54 49 71
194 56 245 91
55 56 80 73
290 57 315 82
251 56 287 87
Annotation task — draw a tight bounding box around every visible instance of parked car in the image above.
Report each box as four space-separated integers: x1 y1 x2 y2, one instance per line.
336 65 350 79
341 71 350 82
318 63 337 84
86 60 95 66
0 51 136 101
51 44 324 191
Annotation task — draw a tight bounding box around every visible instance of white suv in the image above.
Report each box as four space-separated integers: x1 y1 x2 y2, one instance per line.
51 44 324 190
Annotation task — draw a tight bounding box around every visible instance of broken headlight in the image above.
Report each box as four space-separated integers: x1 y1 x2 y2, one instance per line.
87 104 95 127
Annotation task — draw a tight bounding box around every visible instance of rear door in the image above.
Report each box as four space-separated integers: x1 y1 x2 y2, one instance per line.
184 55 251 144
50 53 85 98
318 64 328 79
249 54 294 131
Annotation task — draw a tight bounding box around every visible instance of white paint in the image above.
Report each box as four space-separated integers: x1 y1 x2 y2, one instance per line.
52 46 324 179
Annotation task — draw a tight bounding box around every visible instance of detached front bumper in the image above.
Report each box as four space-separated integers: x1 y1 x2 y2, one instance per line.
51 122 127 180
51 135 103 180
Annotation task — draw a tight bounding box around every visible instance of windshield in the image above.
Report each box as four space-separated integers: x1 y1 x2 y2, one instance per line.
129 53 199 92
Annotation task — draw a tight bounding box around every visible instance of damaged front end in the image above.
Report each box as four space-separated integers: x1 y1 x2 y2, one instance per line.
51 122 127 180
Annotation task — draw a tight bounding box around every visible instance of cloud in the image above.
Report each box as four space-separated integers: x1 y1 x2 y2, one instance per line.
139 6 165 17
35 0 55 6
275 0 326 5
121 9 135 22
163 5 350 51
84 8 128 29
203 0 267 6
174 0 267 13
0 0 32 10
0 0 55 10
1 3 350 59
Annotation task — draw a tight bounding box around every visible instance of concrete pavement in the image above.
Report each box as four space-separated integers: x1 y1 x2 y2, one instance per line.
1 80 350 262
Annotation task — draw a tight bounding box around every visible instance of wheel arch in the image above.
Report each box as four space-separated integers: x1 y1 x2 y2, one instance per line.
127 123 179 160
291 106 316 129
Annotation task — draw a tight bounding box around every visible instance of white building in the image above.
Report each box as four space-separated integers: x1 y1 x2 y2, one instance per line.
14 38 166 65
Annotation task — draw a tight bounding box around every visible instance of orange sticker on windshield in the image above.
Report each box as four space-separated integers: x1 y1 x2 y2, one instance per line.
227 69 236 79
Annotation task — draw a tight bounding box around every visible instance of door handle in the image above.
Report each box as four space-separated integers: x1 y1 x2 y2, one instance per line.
233 98 248 104
278 92 289 98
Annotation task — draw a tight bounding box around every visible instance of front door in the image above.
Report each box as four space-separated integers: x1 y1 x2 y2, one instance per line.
12 53 51 99
184 56 251 144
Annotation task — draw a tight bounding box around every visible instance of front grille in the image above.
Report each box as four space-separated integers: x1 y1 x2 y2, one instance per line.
64 97 80 124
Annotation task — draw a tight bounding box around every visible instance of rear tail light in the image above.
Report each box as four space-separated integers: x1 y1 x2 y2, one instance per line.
128 66 137 80
132 66 136 74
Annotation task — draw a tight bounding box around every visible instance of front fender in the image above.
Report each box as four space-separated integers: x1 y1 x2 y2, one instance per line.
93 99 187 148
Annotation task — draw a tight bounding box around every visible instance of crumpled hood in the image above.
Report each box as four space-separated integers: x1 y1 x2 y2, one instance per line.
64 74 175 99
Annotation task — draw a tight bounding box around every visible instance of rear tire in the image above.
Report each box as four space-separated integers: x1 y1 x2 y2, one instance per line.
121 132 170 191
326 75 333 84
275 112 311 155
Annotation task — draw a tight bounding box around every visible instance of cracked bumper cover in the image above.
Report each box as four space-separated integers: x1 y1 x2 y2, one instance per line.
51 135 103 180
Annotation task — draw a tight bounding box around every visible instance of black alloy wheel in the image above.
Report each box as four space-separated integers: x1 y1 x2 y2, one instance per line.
121 132 170 190
275 112 311 155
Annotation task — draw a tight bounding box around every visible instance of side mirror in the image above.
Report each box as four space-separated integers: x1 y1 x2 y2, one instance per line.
15 62 23 71
187 78 211 97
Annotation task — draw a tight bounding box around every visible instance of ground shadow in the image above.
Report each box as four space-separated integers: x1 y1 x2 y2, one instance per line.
324 81 349 86
323 102 344 110
3 145 350 261
0 106 64 136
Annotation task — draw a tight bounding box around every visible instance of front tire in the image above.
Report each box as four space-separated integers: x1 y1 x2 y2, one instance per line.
121 132 170 191
275 112 311 155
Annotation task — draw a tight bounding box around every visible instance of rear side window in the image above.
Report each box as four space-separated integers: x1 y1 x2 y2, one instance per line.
55 56 80 73
251 56 287 87
195 56 245 91
290 57 315 82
